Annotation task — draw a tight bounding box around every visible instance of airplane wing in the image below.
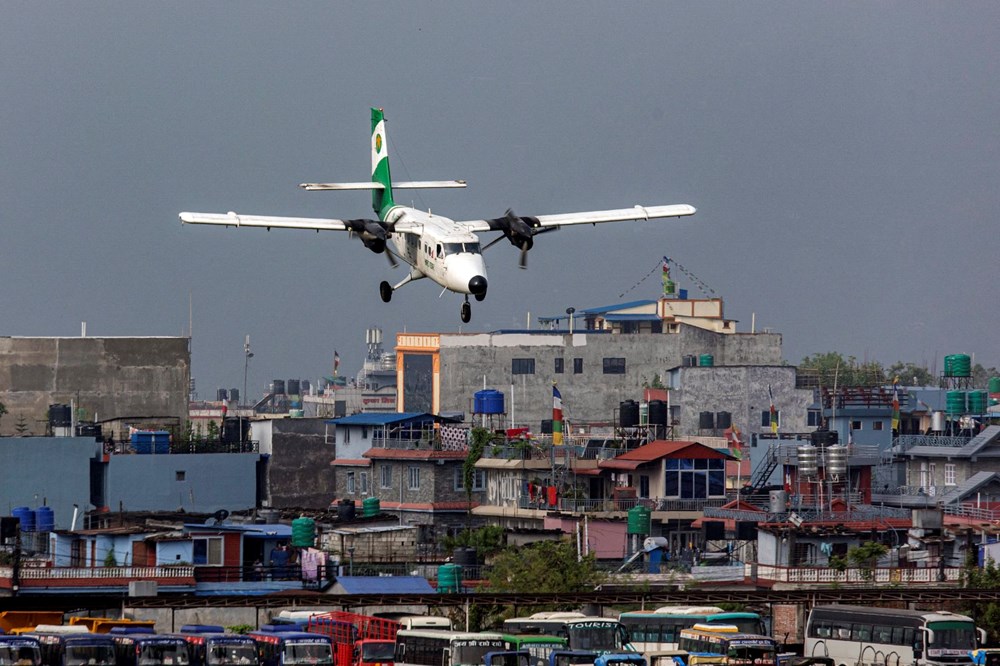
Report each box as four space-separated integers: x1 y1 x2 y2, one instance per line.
300 180 466 191
457 204 696 233
179 211 351 231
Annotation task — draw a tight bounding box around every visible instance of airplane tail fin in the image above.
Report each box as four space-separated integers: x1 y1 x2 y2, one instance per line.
370 107 395 217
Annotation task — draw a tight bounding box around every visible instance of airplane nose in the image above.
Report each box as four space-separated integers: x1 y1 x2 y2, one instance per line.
468 276 488 296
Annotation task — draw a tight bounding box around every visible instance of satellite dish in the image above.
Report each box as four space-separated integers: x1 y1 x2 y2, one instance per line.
213 509 230 523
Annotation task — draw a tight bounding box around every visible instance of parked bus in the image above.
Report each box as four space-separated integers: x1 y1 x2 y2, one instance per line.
109 628 190 666
248 629 333 666
28 627 116 666
502 615 632 654
501 636 567 666
619 608 766 653
0 635 42 666
804 605 983 666
394 630 505 666
677 626 777 666
174 626 257 666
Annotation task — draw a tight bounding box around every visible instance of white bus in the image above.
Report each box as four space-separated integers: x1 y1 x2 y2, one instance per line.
619 607 767 653
804 605 983 666
502 614 632 654
394 630 506 666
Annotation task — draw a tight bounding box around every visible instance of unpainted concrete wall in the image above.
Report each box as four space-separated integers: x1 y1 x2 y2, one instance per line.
0 337 190 435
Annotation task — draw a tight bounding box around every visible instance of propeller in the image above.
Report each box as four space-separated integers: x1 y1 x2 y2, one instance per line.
345 218 390 255
486 209 541 269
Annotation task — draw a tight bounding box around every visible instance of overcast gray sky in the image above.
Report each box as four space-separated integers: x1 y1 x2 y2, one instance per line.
2 2 998 398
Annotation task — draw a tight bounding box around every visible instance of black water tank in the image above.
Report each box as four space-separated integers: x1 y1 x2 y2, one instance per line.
736 521 758 540
648 400 668 428
453 547 478 567
716 411 732 429
229 388 240 403
541 419 553 434
811 430 839 447
683 355 697 367
620 400 640 427
216 388 229 402
287 379 301 395
272 379 286 395
338 498 356 521
699 411 715 430
703 521 726 540
48 404 71 427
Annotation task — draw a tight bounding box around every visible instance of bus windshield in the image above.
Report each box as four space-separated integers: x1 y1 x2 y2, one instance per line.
207 645 257 665
139 644 190 666
927 622 977 653
283 643 333 666
0 645 41 666
726 645 776 666
565 623 624 653
65 646 116 666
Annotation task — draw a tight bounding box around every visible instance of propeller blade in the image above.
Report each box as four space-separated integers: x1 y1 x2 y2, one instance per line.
519 242 529 269
385 248 399 268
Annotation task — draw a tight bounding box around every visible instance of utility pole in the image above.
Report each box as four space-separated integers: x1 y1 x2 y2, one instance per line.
243 335 253 447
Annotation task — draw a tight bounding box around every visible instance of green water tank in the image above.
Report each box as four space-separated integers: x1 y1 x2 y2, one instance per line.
627 505 651 535
949 354 972 378
699 354 715 367
437 563 462 592
989 377 1000 394
968 390 988 414
291 517 316 548
946 391 967 415
362 496 381 517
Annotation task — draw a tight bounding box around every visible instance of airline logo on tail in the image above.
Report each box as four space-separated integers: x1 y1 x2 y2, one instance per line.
370 108 393 216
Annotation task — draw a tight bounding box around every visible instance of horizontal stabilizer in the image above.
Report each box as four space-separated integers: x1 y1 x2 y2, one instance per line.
300 180 466 191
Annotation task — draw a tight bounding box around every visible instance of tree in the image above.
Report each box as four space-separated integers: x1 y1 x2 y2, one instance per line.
0 401 7 433
846 541 889 581
799 352 887 388
441 525 506 558
486 539 606 595
13 413 30 437
886 362 935 387
963 555 1000 644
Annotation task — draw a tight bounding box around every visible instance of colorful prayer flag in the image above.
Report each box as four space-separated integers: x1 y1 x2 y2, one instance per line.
768 384 778 434
552 384 563 446
334 350 340 376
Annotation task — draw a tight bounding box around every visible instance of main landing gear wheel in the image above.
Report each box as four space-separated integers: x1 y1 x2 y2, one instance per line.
461 300 472 323
379 281 393 303
474 292 486 302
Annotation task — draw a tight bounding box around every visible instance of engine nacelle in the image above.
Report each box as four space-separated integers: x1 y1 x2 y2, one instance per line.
361 236 386 254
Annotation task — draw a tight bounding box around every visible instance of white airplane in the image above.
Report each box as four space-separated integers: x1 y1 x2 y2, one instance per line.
180 108 695 323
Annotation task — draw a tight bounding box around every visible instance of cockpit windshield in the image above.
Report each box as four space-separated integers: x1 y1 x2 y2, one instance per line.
443 242 481 255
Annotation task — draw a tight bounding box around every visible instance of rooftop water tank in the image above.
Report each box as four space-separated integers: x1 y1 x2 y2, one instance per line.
362 497 381 517
769 490 788 514
620 400 640 428
825 445 848 478
337 498 356 521
287 379 301 396
797 446 818 478
35 506 55 533
716 411 732 429
699 354 714 367
968 390 988 414
473 389 505 415
627 505 651 535
648 400 668 429
13 507 34 532
272 379 286 395
291 517 315 548
437 563 462 592
699 411 715 430
216 388 229 402
946 390 967 415
48 404 72 428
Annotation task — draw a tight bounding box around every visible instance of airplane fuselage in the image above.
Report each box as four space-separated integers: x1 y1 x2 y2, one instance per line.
385 206 488 297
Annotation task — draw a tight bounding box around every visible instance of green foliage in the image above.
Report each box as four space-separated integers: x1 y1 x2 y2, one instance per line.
886 362 935 387
441 525 506 557
846 541 888 581
0 401 7 429
798 352 887 388
104 550 118 567
464 427 492 503
645 373 665 389
828 554 848 572
226 624 254 635
206 420 220 442
486 539 606 595
963 556 1000 643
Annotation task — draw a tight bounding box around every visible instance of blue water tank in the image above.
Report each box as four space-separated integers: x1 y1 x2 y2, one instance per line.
131 430 170 454
12 506 34 532
35 506 55 532
473 389 505 415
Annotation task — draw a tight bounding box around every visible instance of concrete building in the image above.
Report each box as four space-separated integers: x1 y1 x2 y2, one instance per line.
394 299 782 430
251 418 335 509
0 336 190 435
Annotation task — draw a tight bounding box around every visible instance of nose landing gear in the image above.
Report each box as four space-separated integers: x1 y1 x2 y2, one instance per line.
461 298 471 323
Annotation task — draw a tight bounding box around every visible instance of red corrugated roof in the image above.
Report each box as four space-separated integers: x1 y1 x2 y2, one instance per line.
600 440 734 470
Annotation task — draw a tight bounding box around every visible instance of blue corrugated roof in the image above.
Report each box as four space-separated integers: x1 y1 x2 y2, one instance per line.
580 299 656 314
184 523 292 537
328 412 431 426
332 576 435 594
603 314 661 322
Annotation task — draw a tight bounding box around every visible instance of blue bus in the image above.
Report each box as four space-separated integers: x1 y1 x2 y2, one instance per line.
248 628 333 666
29 629 116 666
174 626 257 666
109 628 190 666
0 635 42 666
